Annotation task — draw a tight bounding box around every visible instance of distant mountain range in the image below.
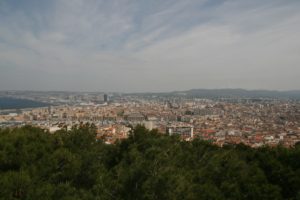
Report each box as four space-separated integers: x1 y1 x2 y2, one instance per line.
129 89 300 99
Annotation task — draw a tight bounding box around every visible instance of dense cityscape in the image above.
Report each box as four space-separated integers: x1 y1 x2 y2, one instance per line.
1 91 299 147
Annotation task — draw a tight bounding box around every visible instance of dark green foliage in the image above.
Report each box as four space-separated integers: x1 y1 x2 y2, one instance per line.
0 125 300 199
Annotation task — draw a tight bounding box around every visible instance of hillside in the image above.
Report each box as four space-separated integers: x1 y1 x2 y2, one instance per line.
128 89 300 99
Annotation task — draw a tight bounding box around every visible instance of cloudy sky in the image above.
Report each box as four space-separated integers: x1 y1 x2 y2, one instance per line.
0 0 299 92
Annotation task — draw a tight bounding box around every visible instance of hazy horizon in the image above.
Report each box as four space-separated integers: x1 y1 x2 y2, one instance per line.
1 88 300 94
1 0 300 92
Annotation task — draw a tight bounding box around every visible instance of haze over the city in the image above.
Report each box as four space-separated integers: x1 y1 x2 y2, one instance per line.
0 0 299 92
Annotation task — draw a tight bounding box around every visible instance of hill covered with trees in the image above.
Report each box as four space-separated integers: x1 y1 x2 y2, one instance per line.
0 125 300 200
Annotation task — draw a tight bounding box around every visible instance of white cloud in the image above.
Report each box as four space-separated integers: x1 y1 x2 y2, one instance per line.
0 0 299 92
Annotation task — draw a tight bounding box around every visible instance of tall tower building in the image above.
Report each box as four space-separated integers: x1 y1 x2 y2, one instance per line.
104 94 108 103
48 106 52 114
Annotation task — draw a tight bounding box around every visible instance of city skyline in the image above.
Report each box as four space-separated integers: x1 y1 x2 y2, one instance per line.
1 0 300 92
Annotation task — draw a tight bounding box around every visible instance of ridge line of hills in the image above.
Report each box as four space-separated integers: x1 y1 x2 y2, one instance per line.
127 88 300 99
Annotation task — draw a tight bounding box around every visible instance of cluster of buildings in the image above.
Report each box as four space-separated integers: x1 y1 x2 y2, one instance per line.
0 93 300 147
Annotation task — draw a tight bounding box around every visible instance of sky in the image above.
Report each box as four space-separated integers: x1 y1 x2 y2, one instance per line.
0 0 299 92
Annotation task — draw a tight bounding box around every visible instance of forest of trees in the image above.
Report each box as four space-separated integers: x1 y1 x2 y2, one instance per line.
0 124 300 200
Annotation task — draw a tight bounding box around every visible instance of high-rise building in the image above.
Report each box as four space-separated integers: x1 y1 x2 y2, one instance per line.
48 106 52 114
104 94 108 103
167 125 194 139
